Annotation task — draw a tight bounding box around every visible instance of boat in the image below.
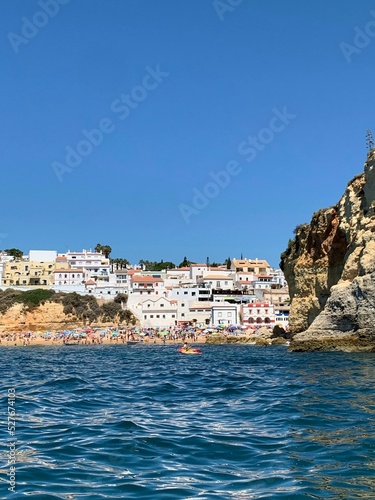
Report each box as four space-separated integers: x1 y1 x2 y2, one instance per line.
178 348 202 355
127 341 139 345
64 342 80 346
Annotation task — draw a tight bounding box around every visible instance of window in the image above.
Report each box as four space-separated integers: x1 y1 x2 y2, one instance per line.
150 315 154 318
192 292 196 296
225 281 228 285
184 291 188 295
172 315 175 318
218 312 222 317
147 304 150 308
156 315 160 318
162 315 166 319
228 312 232 317
181 313 185 317
144 315 147 319
181 303 185 307
160 303 164 307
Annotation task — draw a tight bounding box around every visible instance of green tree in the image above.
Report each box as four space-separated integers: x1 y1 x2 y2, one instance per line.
95 244 112 258
179 256 193 268
111 258 130 271
102 245 112 258
225 257 231 269
114 293 128 308
5 248 23 260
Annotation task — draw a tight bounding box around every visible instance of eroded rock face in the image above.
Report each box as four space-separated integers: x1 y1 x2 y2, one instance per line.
0 302 120 332
281 151 375 351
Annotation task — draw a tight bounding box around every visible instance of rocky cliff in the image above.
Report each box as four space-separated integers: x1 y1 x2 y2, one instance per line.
0 302 131 333
281 150 375 351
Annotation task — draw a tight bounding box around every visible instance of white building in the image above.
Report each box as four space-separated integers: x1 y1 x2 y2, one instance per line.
241 302 275 328
202 274 234 291
115 269 129 290
142 297 178 327
274 306 290 329
54 268 84 286
211 303 239 326
59 250 111 283
190 264 209 283
167 285 211 302
186 302 212 326
29 250 57 262
131 275 164 296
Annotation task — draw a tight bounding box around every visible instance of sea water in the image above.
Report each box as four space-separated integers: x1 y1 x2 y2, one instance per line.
1 344 375 499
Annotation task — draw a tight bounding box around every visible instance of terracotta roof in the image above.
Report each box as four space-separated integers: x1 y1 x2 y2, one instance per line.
128 269 141 275
174 267 190 271
133 275 163 283
56 256 67 261
191 264 207 267
85 279 96 285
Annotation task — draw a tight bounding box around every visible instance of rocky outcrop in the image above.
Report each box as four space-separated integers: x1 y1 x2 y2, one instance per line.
281 150 375 351
0 302 124 332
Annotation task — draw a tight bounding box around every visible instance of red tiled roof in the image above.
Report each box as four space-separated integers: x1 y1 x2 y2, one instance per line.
133 275 163 283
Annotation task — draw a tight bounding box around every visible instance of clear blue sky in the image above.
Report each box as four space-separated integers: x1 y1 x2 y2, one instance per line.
1 0 375 267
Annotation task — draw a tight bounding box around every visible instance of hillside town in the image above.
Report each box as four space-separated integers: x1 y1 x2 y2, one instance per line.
0 249 290 330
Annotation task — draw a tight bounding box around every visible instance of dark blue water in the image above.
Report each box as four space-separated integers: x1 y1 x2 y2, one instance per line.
1 345 375 499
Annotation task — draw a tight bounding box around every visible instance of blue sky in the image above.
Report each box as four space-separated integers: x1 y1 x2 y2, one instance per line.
1 0 375 267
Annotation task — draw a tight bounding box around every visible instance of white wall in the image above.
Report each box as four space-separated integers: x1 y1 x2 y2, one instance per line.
29 250 57 262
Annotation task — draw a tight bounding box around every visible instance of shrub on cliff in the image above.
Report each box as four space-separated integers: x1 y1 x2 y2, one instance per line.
0 288 56 312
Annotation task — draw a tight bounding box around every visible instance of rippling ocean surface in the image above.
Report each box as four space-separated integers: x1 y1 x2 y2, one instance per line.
1 345 375 499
